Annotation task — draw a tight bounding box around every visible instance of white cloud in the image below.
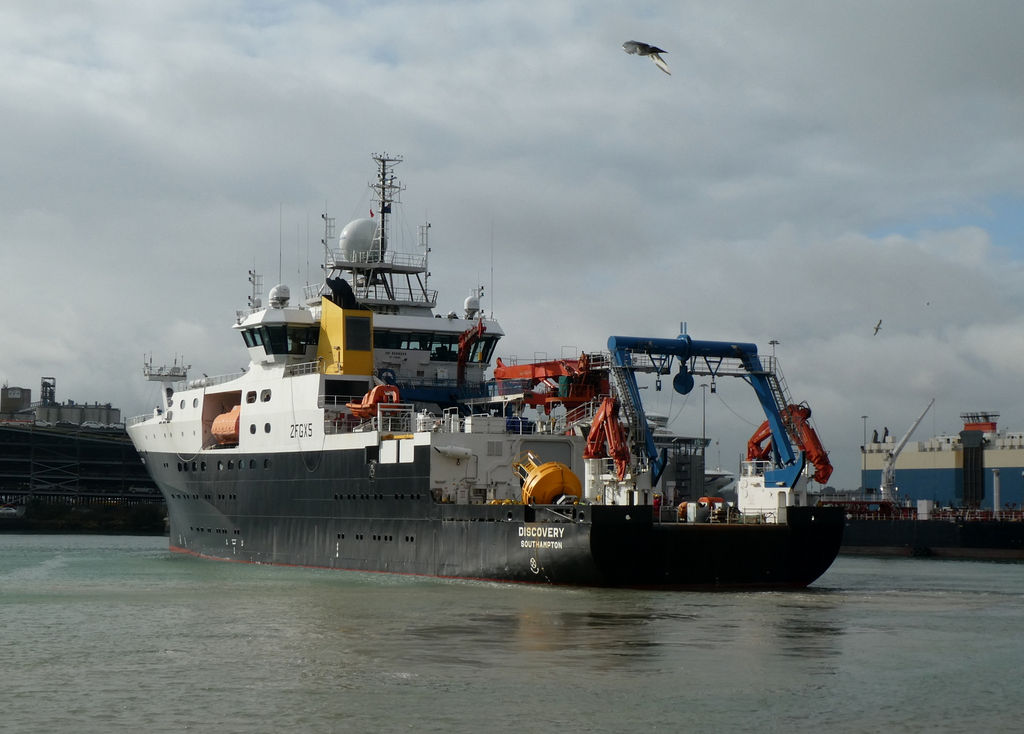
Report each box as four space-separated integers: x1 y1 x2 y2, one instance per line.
3 1 1024 488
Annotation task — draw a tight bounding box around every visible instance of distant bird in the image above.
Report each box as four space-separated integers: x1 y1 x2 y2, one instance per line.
622 40 671 75
873 319 882 335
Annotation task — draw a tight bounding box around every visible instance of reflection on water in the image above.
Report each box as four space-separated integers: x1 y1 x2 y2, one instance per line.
338 583 852 679
3 537 1024 733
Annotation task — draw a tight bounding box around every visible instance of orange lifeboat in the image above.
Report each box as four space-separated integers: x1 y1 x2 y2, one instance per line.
211 405 241 445
346 384 401 419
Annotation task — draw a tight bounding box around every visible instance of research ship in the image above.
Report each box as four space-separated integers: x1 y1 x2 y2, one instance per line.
126 153 843 588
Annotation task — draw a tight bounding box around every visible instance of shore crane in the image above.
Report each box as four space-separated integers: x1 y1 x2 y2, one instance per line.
878 398 935 501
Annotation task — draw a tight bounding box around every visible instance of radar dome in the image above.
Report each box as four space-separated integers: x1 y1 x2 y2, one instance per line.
269 284 290 309
339 218 378 259
463 294 481 319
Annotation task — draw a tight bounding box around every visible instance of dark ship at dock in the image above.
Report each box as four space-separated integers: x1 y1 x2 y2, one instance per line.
1 378 163 533
126 153 843 588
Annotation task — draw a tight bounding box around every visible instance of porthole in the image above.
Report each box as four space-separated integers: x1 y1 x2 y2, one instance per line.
263 458 271 469
179 400 185 409
193 398 198 408
264 423 271 433
250 424 256 435
246 391 257 404
260 389 272 402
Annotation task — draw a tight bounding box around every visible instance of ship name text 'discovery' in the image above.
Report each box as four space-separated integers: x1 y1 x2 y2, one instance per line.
518 524 565 550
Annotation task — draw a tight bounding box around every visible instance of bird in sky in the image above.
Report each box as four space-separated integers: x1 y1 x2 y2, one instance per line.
873 319 882 335
622 40 671 75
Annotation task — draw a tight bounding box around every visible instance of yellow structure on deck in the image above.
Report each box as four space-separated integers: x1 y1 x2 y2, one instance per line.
316 297 374 375
514 451 582 505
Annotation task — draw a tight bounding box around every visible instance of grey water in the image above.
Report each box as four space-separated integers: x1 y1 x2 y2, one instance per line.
2 534 1021 733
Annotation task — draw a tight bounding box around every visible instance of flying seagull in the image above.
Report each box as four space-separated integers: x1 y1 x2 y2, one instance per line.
873 319 882 335
622 40 671 75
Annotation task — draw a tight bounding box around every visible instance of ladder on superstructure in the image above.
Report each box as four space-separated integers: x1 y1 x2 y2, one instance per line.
607 359 650 473
762 356 801 446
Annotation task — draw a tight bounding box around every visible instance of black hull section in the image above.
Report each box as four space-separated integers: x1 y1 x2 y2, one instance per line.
589 506 844 588
141 448 844 588
842 519 1024 560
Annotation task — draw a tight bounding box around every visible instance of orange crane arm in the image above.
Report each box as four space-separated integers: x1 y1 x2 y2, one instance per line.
457 321 487 385
583 397 631 480
746 404 833 484
494 353 609 412
493 357 578 381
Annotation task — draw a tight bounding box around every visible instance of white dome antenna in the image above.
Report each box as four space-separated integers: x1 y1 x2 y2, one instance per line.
464 285 484 319
269 284 290 309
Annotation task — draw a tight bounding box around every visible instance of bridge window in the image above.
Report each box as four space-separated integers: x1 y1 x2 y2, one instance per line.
242 328 264 348
402 332 431 351
430 334 459 361
469 336 498 363
288 326 319 354
242 325 318 355
374 330 402 349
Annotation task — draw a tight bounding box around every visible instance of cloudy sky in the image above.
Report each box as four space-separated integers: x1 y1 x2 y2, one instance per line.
3 1 1024 489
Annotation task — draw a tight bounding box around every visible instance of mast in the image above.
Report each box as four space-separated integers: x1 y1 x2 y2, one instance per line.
308 154 437 314
370 152 404 261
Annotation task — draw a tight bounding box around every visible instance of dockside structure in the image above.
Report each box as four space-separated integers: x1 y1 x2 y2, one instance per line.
861 412 1024 510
